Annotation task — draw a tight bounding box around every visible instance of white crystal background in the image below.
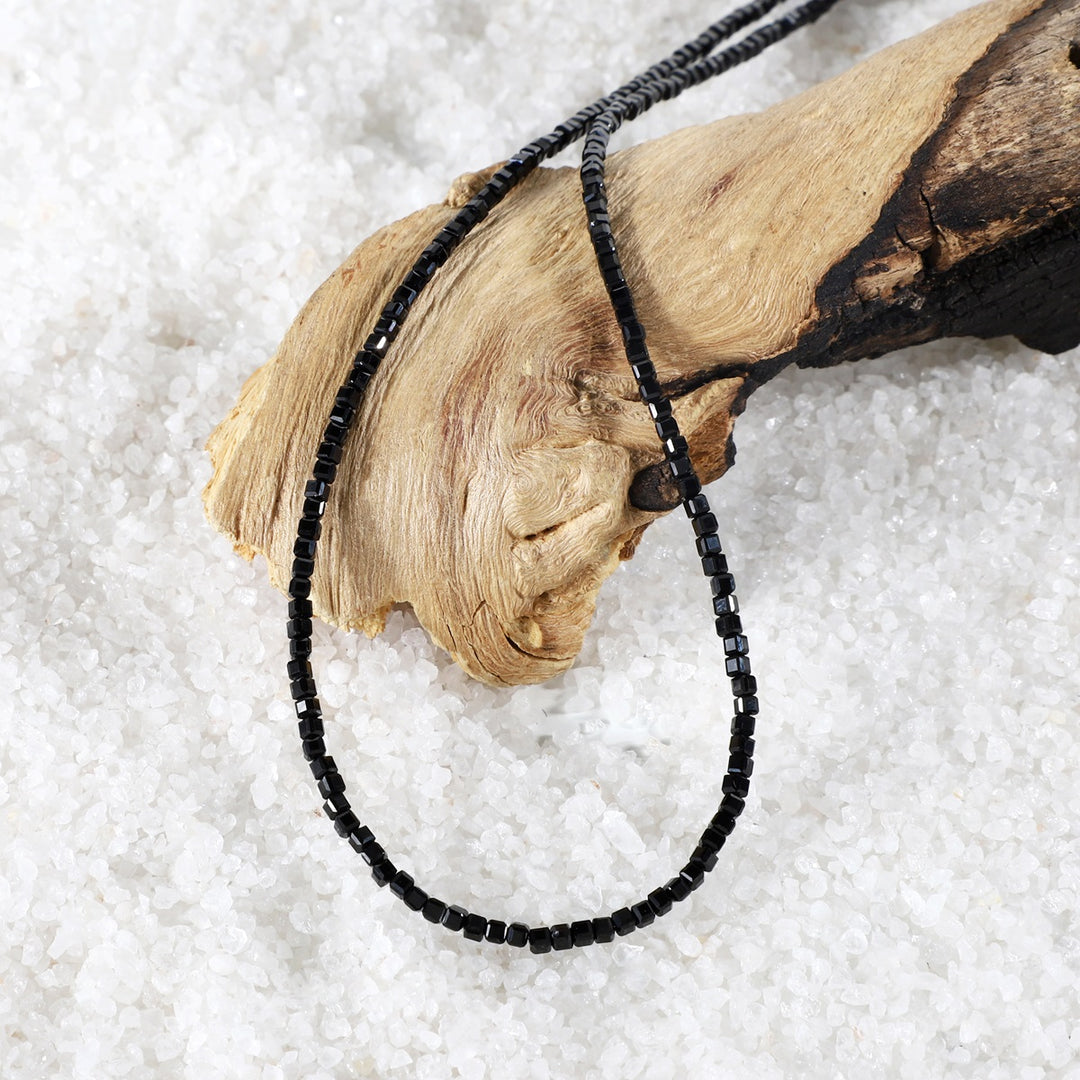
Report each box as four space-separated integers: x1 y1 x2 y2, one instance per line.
3 0 1078 1077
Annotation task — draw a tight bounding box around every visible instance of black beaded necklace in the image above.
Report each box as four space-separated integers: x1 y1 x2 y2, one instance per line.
284 0 843 953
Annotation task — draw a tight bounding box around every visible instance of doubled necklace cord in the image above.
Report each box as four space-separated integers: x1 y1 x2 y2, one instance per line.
283 0 843 953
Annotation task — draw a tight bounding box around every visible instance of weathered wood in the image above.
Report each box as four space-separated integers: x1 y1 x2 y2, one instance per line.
204 0 1080 686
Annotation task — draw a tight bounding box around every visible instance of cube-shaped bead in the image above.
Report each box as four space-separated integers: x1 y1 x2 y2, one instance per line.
647 887 673 917
591 917 615 944
422 897 448 924
389 871 414 900
570 920 595 948
722 774 751 799
528 927 553 954
463 914 487 941
730 712 756 738
442 905 468 932
550 924 573 951
506 923 529 948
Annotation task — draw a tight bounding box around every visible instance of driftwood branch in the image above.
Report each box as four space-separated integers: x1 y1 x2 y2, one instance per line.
204 0 1080 686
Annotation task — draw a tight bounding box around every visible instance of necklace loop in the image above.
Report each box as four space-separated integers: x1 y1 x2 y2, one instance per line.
283 0 841 951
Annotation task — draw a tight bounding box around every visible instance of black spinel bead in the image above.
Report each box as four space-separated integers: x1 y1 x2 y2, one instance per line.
344 368 370 394
345 821 371 847
591 227 615 253
309 755 337 781
611 288 636 319
422 897 448 924
295 697 320 720
731 713 756 738
570 920 595 948
726 656 752 677
317 772 346 798
708 574 734 600
373 313 401 338
365 333 390 358
528 927 553 954
403 269 428 294
328 402 354 427
601 250 625 277
315 442 342 466
463 914 487 941
289 577 312 601
592 916 615 944
301 495 326 520
728 752 754 778
730 733 756 757
321 792 348 817
700 826 727 854
485 920 507 945
290 676 317 701
731 673 756 695
690 845 719 872
289 635 312 659
647 398 672 422
312 459 336 485
664 434 689 458
722 774 752 799
550 924 573 951
389 871 415 900
333 810 359 837
630 901 656 929
697 534 723 558
723 634 749 657
631 359 656 384
677 473 702 500
335 385 362 411
655 416 680 441
666 875 693 903
358 840 386 867
297 715 322 740
667 454 693 480
293 537 317 561
317 772 345 798
702 554 728 577
356 348 382 373
720 793 746 818
711 809 738 836
685 493 710 518
506 923 529 948
305 479 329 501
611 908 636 936
392 283 419 309
638 380 665 405
442 904 468 932
734 695 759 715
321 421 347 447
680 861 707 891
713 593 738 617
403 885 428 912
691 512 718 538
287 658 311 680
292 555 315 579
371 859 396 887
648 887 674 917
421 241 447 267
715 613 743 636
301 736 326 761
287 617 313 640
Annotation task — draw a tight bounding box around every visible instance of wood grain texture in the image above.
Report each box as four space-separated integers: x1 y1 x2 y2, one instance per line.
204 0 1080 686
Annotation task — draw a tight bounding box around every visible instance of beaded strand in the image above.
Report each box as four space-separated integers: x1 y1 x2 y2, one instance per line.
284 0 843 952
